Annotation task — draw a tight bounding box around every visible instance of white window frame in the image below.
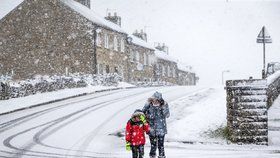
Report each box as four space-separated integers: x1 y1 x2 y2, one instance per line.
135 51 140 63
96 33 101 47
146 53 149 66
104 34 109 49
98 64 104 74
162 65 165 76
167 65 170 77
130 50 134 62
170 66 172 77
143 53 147 66
113 36 118 51
120 38 125 52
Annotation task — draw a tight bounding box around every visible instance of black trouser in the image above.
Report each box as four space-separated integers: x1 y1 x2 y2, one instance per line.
149 135 165 157
131 145 144 158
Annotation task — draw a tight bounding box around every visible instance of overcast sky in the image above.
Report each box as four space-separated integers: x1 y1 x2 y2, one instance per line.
91 0 280 85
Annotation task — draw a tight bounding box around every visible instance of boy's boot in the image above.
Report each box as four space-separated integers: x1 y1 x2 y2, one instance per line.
158 156 166 158
150 156 156 158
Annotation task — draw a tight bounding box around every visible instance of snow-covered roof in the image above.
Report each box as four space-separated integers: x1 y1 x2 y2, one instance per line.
130 35 155 50
61 0 126 34
177 62 194 73
0 0 24 20
0 0 126 34
155 50 177 63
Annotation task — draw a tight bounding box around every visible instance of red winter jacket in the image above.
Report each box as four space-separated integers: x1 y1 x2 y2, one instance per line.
125 119 150 146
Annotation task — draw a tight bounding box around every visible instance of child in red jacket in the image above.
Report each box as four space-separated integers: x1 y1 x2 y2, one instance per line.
125 109 150 158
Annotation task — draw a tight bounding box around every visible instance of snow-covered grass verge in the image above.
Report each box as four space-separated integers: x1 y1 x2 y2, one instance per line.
166 87 228 144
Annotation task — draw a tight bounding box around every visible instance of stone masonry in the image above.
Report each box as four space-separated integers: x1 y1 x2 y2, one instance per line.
226 79 268 145
128 43 154 82
0 0 96 80
0 0 197 85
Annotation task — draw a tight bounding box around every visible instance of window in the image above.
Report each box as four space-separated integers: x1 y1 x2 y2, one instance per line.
113 36 118 51
149 54 155 66
162 65 165 76
65 67 69 76
135 51 140 63
143 53 147 65
106 65 110 73
96 33 101 47
157 64 161 75
118 66 123 77
167 65 170 77
130 50 134 62
146 53 149 66
173 67 176 77
104 34 109 49
120 38 125 52
98 64 103 74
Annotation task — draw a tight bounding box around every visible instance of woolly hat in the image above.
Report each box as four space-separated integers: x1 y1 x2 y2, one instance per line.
151 91 163 100
132 109 144 118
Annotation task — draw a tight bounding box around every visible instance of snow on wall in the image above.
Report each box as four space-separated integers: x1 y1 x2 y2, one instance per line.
267 70 280 85
0 0 24 20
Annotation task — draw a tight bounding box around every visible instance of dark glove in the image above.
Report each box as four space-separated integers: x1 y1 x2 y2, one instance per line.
159 99 165 107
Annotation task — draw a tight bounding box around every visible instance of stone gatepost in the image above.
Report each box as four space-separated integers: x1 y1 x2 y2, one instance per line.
226 79 268 145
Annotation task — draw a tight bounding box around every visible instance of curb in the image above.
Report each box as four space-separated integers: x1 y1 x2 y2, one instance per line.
0 86 136 116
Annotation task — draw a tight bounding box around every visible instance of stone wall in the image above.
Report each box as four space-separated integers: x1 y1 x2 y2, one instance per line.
225 79 268 145
0 0 95 80
267 73 280 107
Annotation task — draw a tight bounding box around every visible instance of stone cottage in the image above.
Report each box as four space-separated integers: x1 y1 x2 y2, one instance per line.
0 0 129 81
127 30 155 83
177 63 196 85
0 0 198 85
154 44 178 84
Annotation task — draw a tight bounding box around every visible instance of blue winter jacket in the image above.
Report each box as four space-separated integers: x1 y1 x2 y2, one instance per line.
142 102 170 136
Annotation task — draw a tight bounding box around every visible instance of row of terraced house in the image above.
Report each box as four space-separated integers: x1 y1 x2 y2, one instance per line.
0 0 198 86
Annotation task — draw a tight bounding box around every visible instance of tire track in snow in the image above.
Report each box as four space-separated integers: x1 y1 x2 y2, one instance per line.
0 90 126 133
69 87 207 158
1 88 159 158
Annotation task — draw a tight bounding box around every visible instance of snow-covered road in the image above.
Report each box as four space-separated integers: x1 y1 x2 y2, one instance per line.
0 86 279 158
